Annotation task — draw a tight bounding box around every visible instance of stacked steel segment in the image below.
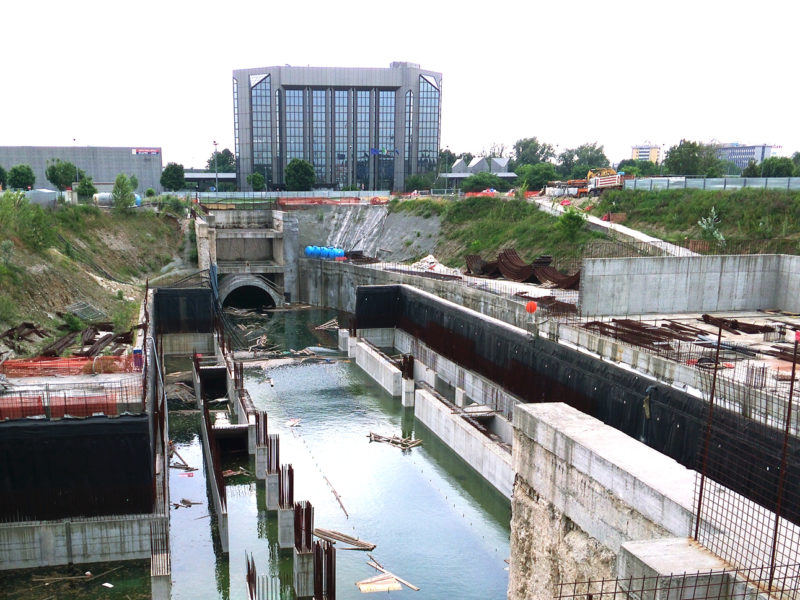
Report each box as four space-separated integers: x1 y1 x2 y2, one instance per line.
277 464 295 548
294 501 315 598
465 249 580 289
265 433 280 510
465 254 500 278
313 540 336 600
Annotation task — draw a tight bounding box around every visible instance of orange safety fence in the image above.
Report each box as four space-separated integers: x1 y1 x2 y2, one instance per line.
0 355 138 378
0 396 44 420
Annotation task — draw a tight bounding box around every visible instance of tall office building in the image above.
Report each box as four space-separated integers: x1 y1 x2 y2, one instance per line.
232 62 441 191
715 143 774 169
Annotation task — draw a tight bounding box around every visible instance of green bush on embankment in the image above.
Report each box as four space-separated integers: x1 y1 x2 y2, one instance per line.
592 188 800 247
390 196 605 267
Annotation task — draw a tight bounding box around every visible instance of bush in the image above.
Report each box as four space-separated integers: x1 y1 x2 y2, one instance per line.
145 187 156 198
63 313 86 332
0 294 16 323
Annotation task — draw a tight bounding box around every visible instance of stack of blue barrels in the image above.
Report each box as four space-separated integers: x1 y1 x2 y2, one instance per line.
304 246 346 260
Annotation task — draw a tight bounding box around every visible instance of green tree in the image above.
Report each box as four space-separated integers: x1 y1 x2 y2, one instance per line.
160 162 185 191
663 140 722 176
438 149 457 173
45 158 78 192
8 164 35 190
75 176 98 201
760 156 795 177
129 174 139 191
512 137 555 169
0 165 6 190
719 160 742 176
206 148 236 173
791 152 800 175
558 143 609 176
111 173 135 213
284 159 315 191
247 172 266 191
460 172 510 193
742 160 760 177
616 159 661 177
515 162 556 191
404 172 435 192
145 187 156 197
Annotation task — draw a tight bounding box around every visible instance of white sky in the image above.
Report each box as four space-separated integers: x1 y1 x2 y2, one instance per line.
2 0 797 169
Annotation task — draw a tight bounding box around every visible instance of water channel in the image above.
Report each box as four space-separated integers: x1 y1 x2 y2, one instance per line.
2 308 511 599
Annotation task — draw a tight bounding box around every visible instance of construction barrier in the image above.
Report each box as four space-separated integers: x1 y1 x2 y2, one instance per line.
0 355 138 378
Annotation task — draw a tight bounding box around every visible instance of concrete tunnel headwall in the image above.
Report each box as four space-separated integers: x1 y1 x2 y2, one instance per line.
217 274 284 309
354 284 800 527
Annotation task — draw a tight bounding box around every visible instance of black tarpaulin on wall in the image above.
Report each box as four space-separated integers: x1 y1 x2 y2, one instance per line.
0 415 154 521
355 285 800 526
154 287 214 334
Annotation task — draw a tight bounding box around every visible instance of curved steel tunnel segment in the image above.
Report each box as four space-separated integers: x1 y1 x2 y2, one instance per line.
217 274 283 309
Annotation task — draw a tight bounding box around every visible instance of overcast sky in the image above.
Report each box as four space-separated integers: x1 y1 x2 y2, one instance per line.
2 0 797 169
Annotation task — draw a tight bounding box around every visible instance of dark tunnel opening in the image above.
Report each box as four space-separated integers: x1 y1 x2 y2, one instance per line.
222 286 276 310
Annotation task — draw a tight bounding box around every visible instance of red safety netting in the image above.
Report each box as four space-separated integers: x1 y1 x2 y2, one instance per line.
0 355 138 378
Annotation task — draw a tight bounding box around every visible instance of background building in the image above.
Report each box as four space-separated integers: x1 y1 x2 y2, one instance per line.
442 156 517 188
232 62 442 191
631 143 661 164
715 143 774 169
0 146 162 193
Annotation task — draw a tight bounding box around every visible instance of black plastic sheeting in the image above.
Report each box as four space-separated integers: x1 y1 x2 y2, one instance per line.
0 415 154 521
355 285 800 526
154 287 214 334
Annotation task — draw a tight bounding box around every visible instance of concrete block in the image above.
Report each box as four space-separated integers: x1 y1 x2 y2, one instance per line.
266 473 279 511
401 378 415 408
293 549 314 598
151 573 171 600
278 508 294 549
255 446 268 480
337 329 349 352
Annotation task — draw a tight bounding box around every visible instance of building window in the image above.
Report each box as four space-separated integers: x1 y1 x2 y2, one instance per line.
250 75 272 185
417 75 440 175
285 89 304 162
334 90 349 187
377 89 395 190
355 90 370 187
405 90 413 178
312 89 327 182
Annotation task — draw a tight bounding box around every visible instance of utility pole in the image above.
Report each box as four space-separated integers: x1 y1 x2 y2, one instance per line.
213 140 219 197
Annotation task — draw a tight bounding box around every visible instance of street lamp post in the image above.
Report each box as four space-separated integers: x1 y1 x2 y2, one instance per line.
213 140 219 198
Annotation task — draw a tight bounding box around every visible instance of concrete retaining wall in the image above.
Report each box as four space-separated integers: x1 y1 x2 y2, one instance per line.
415 388 513 498
0 514 163 569
580 254 786 316
509 402 696 600
777 255 800 313
354 341 401 396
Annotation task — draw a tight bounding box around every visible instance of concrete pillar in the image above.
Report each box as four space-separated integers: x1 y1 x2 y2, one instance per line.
192 364 202 409
347 335 358 358
255 446 268 480
266 473 279 510
338 329 350 352
455 387 468 408
401 378 415 408
293 549 314 598
278 508 294 549
151 574 171 600
247 418 256 455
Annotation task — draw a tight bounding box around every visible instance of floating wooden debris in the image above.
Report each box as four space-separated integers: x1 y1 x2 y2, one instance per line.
314 528 375 551
324 475 350 518
365 554 419 591
315 318 339 331
356 572 403 593
222 466 251 478
368 432 423 450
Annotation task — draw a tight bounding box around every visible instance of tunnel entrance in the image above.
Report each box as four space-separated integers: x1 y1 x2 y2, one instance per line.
222 285 276 310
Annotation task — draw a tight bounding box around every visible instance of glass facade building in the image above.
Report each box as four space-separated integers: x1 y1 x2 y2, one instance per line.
232 62 441 191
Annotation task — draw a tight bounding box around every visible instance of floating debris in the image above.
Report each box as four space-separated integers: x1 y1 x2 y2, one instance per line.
368 432 423 450
314 528 375 550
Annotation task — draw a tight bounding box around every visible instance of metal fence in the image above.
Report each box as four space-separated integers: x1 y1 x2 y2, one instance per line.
196 190 389 200
625 176 800 192
556 562 800 600
0 376 144 420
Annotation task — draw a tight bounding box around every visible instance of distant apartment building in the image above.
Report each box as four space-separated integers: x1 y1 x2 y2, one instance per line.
232 62 442 191
631 143 661 164
715 143 774 169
